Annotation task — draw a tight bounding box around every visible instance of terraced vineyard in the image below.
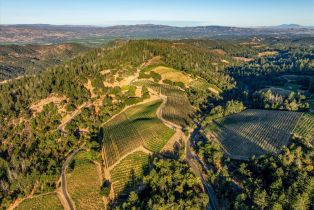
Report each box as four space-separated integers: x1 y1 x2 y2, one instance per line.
162 95 194 128
66 151 104 210
132 79 194 128
15 193 63 210
293 113 314 142
102 100 174 167
208 109 302 159
132 79 184 97
110 151 149 195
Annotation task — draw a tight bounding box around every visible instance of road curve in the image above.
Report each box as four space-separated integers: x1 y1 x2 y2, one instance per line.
154 92 219 210
61 148 82 210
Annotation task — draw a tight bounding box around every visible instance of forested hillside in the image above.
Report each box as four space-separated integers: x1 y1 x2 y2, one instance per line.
0 39 236 208
0 38 313 209
0 43 89 81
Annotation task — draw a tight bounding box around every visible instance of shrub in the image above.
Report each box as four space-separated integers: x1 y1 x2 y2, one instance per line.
100 180 111 196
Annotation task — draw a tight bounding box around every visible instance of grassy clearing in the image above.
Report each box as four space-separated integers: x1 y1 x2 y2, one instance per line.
208 109 302 159
66 151 104 210
103 100 174 166
15 193 63 210
110 151 149 195
152 66 192 85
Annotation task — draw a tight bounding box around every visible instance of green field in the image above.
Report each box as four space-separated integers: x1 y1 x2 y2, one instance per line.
102 100 174 167
207 109 302 159
110 151 149 195
15 193 63 210
66 151 104 210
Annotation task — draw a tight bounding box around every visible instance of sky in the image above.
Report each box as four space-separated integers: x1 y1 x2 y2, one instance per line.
0 0 313 27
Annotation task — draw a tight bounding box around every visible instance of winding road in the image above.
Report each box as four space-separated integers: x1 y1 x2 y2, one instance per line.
58 89 219 210
60 148 82 210
152 91 220 210
186 140 220 210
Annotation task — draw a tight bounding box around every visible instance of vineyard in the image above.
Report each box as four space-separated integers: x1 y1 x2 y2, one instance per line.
132 79 185 97
110 151 149 195
102 100 174 167
293 113 314 142
162 95 194 128
15 193 63 210
132 79 194 128
208 109 302 159
66 151 104 210
189 78 221 94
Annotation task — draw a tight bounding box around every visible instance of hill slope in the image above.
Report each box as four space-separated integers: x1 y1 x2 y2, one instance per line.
0 43 89 81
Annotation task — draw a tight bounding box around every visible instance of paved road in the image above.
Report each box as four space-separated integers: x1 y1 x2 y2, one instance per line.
58 102 91 132
186 136 220 210
61 148 82 210
153 93 220 210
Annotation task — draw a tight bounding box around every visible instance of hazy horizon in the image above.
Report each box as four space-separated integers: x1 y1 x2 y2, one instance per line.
1 21 312 28
1 0 313 27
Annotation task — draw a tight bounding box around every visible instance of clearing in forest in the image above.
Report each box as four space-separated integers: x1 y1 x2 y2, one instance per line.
15 193 63 210
207 109 302 159
66 151 104 210
30 94 67 114
152 66 193 85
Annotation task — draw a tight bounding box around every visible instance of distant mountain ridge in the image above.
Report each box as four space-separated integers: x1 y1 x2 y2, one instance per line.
274 24 308 28
1 24 314 44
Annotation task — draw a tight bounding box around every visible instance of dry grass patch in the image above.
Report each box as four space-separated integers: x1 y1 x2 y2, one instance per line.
135 86 142 97
258 51 278 57
221 59 230 64
210 49 227 55
100 69 111 75
103 71 139 88
152 66 192 85
84 79 97 98
233 57 253 62
30 94 67 114
141 56 162 67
